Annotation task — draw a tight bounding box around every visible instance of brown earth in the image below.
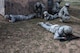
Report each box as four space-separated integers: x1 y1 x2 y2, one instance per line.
70 8 80 18
0 9 80 53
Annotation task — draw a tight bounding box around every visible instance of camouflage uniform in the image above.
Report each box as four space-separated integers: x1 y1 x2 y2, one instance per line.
43 11 58 20
5 13 36 23
38 22 72 40
52 1 60 14
58 3 70 22
34 2 45 18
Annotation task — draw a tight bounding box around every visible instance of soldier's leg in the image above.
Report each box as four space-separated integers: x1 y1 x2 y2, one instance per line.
38 10 42 18
40 12 43 18
45 22 53 26
25 13 36 20
40 9 44 18
59 15 65 22
61 15 70 22
50 13 59 20
38 22 52 31
35 11 38 18
38 13 41 18
41 10 44 18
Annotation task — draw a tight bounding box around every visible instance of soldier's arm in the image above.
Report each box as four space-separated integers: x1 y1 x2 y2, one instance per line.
54 31 66 40
27 13 36 19
64 8 69 16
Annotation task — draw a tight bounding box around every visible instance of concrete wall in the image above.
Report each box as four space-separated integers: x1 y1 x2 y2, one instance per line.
0 0 4 16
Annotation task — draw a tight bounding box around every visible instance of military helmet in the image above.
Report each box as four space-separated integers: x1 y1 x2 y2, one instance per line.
65 3 70 7
4 15 10 19
43 11 48 15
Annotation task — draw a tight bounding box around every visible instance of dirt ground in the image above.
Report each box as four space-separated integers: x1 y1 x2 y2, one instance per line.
0 9 80 53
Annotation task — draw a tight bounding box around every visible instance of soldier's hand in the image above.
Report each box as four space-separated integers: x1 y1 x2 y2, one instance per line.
62 37 67 40
9 20 12 22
